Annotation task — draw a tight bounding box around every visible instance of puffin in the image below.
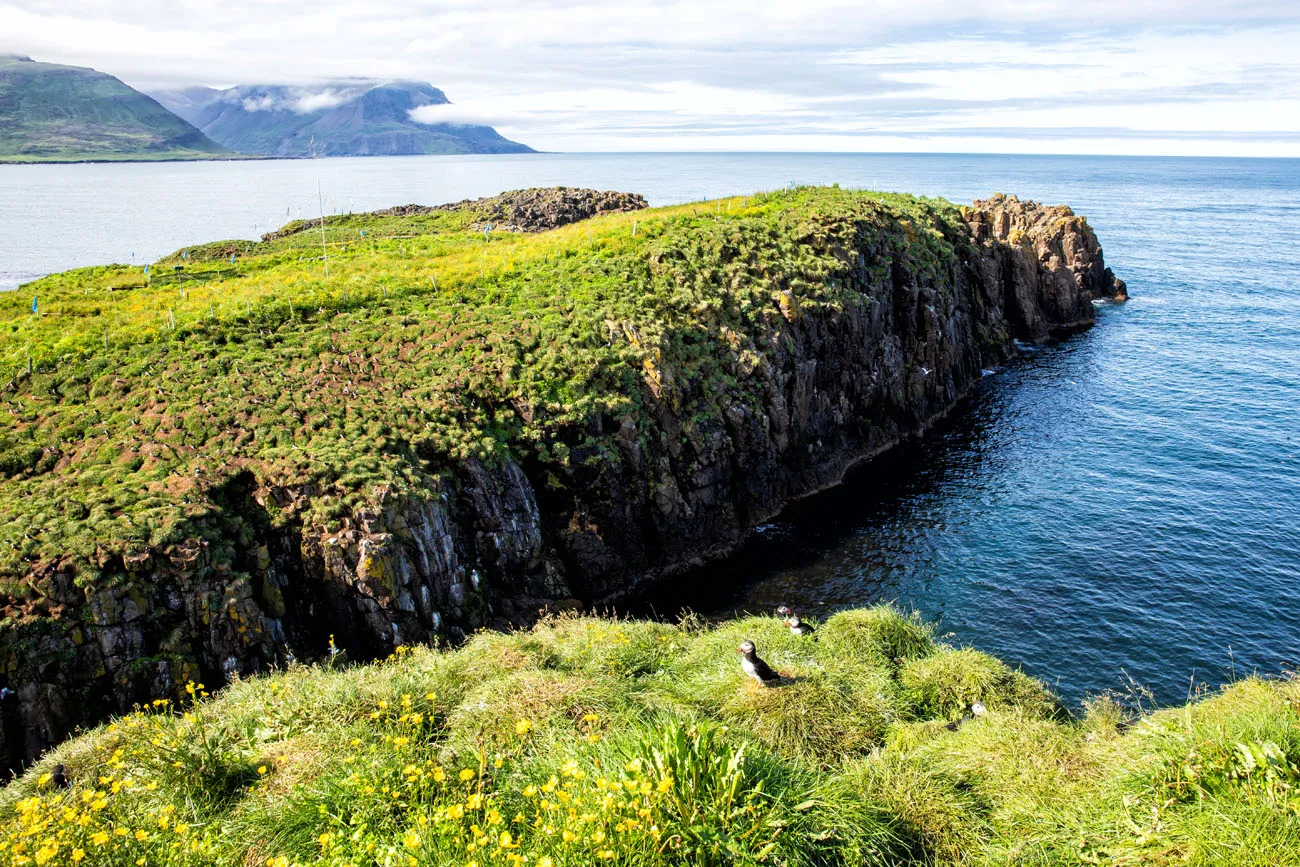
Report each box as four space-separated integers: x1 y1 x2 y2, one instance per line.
946 701 989 731
737 640 782 687
776 605 792 618
784 614 814 636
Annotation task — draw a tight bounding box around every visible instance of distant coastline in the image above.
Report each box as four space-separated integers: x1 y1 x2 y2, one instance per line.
1 57 533 164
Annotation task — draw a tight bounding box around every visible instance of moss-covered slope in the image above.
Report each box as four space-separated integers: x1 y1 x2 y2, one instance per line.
0 187 1124 769
0 56 230 163
2 608 1297 867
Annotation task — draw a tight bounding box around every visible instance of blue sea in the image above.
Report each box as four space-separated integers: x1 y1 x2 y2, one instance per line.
1 152 1297 705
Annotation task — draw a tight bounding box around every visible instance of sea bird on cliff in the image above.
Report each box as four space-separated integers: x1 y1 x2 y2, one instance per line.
946 700 989 731
785 615 815 636
776 605 792 618
737 640 782 687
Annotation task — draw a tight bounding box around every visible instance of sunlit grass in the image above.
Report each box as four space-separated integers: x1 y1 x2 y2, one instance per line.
3 606 1298 866
0 186 966 592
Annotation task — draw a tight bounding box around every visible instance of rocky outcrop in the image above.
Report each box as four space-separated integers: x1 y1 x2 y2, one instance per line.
262 188 649 242
0 193 1124 775
964 194 1127 341
433 187 649 232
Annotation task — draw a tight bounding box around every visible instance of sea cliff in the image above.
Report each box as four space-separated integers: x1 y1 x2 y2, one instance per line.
0 187 1125 771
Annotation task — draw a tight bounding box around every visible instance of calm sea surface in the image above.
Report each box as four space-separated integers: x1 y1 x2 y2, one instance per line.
1 153 1297 705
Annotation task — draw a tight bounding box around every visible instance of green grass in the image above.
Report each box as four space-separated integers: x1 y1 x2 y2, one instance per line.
3 606 1298 866
0 187 968 593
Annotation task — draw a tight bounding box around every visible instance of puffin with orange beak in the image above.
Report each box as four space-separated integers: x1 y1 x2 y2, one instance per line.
737 640 782 687
784 614 814 636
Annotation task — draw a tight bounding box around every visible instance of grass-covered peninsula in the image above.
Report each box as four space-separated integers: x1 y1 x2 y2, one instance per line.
3 606 1299 866
1 186 877 580
1 185 1128 778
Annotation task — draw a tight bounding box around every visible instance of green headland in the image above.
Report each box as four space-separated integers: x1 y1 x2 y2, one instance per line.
4 186 1293 865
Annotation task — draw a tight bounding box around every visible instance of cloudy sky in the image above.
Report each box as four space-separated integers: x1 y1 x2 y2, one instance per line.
3 0 1298 156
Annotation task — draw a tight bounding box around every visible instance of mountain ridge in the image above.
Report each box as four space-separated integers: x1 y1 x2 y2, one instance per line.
0 56 231 163
153 80 534 157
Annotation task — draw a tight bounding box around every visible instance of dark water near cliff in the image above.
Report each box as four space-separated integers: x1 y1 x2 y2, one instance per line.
2 153 1298 705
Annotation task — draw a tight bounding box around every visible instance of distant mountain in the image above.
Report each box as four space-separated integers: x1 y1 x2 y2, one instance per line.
153 81 534 157
0 55 231 163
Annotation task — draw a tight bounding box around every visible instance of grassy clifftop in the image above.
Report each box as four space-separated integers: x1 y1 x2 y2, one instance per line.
3 606 1299 866
0 187 960 591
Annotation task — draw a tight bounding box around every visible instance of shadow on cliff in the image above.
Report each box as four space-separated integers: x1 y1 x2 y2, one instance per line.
622 322 1107 621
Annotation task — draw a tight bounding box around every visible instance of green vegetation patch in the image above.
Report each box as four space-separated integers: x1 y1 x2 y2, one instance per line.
0 187 968 594
4 607 1299 866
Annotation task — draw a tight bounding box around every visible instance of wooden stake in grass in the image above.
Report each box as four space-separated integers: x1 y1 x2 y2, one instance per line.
318 179 330 279
632 220 638 237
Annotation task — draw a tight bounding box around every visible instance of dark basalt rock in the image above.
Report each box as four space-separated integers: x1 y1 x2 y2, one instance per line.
965 194 1127 341
262 188 649 242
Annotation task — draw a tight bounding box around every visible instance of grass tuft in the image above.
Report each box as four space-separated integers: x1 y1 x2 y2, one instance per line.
4 607 1299 866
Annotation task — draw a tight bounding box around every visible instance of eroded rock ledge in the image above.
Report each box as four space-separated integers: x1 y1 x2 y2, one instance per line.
0 190 1124 773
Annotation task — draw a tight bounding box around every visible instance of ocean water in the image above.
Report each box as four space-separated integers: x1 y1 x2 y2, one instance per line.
2 153 1297 705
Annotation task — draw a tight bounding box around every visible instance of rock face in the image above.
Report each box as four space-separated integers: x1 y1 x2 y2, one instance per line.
964 194 1127 340
0 194 1124 775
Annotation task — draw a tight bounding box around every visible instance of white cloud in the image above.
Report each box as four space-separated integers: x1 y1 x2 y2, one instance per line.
409 103 501 127
1 0 1297 155
293 89 350 113
240 94 277 112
